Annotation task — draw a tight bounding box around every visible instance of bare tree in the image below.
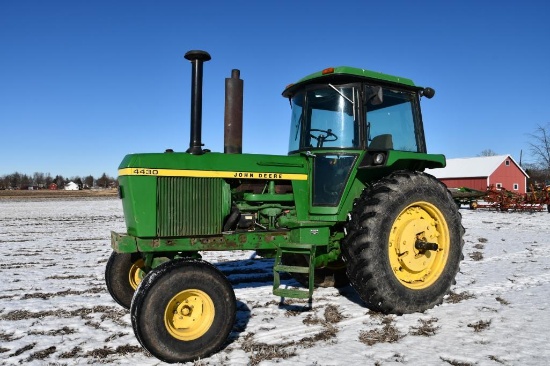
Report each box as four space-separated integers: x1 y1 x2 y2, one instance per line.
478 149 498 157
74 177 83 189
33 172 45 187
45 173 53 187
524 162 547 190
20 174 32 189
53 175 65 189
0 176 10 189
527 123 550 174
97 173 112 188
84 175 94 188
9 172 22 189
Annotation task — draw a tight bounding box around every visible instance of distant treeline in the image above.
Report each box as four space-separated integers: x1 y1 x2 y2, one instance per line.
0 172 117 190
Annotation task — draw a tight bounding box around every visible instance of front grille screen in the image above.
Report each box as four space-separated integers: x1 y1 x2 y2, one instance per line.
157 177 224 237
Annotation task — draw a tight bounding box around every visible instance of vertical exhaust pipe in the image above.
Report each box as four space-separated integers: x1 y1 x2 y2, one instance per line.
184 50 211 155
224 69 243 154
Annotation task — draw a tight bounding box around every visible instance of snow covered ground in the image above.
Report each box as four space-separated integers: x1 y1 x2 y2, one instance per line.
1 197 549 366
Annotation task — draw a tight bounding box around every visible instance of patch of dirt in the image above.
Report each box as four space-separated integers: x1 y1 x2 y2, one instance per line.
324 304 345 323
9 343 36 357
495 296 510 305
358 317 403 346
241 333 297 366
445 291 476 304
26 346 56 361
0 189 117 200
468 320 491 332
409 318 439 336
469 251 484 261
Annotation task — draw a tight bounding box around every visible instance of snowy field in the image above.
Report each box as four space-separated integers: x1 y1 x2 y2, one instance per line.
1 197 549 366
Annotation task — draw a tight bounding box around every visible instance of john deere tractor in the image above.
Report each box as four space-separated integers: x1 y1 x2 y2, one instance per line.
106 50 464 363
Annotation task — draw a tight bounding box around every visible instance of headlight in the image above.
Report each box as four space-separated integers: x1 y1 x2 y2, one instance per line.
373 153 385 165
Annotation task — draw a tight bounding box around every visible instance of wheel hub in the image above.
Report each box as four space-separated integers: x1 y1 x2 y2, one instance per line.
164 289 215 341
389 203 449 289
128 259 145 290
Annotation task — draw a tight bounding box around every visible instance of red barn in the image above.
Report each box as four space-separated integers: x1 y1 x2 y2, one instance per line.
426 155 529 194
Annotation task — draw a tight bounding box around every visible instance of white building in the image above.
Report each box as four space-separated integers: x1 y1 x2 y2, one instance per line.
64 181 79 191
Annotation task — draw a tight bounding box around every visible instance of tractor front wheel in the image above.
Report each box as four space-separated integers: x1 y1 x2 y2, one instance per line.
105 252 146 309
342 170 464 314
130 258 236 363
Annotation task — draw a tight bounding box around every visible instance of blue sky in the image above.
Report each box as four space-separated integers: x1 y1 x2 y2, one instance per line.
1 1 549 179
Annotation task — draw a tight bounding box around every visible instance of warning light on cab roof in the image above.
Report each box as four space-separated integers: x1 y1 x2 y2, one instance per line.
322 67 335 75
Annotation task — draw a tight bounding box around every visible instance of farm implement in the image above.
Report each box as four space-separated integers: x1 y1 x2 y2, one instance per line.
106 50 465 363
451 186 550 212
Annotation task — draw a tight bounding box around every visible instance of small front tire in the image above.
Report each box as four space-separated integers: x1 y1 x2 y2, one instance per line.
131 258 236 363
105 252 146 309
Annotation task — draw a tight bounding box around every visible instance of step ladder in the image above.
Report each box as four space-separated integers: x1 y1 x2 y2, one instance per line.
273 243 316 301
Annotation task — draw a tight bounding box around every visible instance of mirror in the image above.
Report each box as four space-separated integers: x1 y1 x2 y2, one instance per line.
366 86 383 105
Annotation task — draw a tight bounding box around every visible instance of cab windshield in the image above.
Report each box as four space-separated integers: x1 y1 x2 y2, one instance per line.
288 84 359 153
287 82 424 154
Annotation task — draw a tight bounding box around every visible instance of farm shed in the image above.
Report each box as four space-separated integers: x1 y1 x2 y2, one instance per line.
64 181 79 191
426 155 529 194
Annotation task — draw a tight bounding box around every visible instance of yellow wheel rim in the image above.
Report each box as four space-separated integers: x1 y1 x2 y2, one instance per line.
388 201 450 290
164 289 215 341
128 259 145 290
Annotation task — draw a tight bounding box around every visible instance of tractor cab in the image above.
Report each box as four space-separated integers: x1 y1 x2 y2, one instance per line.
283 66 436 207
284 66 434 155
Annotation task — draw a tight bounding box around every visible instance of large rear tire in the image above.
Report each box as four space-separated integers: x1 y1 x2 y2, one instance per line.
105 252 146 309
342 170 464 314
131 258 236 363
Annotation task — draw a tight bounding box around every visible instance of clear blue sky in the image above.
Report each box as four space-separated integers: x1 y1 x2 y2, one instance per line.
1 1 549 179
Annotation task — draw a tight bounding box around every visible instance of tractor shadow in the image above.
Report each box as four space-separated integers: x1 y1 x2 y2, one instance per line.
213 254 368 349
214 257 292 290
214 256 309 345
226 300 252 344
213 255 366 308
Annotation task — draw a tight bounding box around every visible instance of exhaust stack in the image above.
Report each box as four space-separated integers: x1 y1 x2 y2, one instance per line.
184 50 211 155
224 69 243 154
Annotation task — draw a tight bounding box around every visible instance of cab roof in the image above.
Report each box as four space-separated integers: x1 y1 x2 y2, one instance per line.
282 66 421 98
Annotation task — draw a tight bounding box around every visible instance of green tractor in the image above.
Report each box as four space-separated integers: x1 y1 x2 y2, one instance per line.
106 50 464 363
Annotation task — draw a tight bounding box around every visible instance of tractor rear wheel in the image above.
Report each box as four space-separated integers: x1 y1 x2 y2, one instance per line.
130 258 236 363
282 254 349 288
342 170 464 314
105 252 146 309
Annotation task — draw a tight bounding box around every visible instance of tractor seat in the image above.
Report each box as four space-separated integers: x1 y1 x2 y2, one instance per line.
369 134 393 150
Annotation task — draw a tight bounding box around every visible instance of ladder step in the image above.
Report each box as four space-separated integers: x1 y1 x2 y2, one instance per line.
273 288 311 299
278 243 313 250
279 249 311 256
273 264 310 274
273 242 316 301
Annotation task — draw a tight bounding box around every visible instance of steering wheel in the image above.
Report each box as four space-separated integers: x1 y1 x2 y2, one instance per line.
309 128 338 148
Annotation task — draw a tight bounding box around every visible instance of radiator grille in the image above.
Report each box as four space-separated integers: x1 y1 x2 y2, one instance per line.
157 177 225 237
